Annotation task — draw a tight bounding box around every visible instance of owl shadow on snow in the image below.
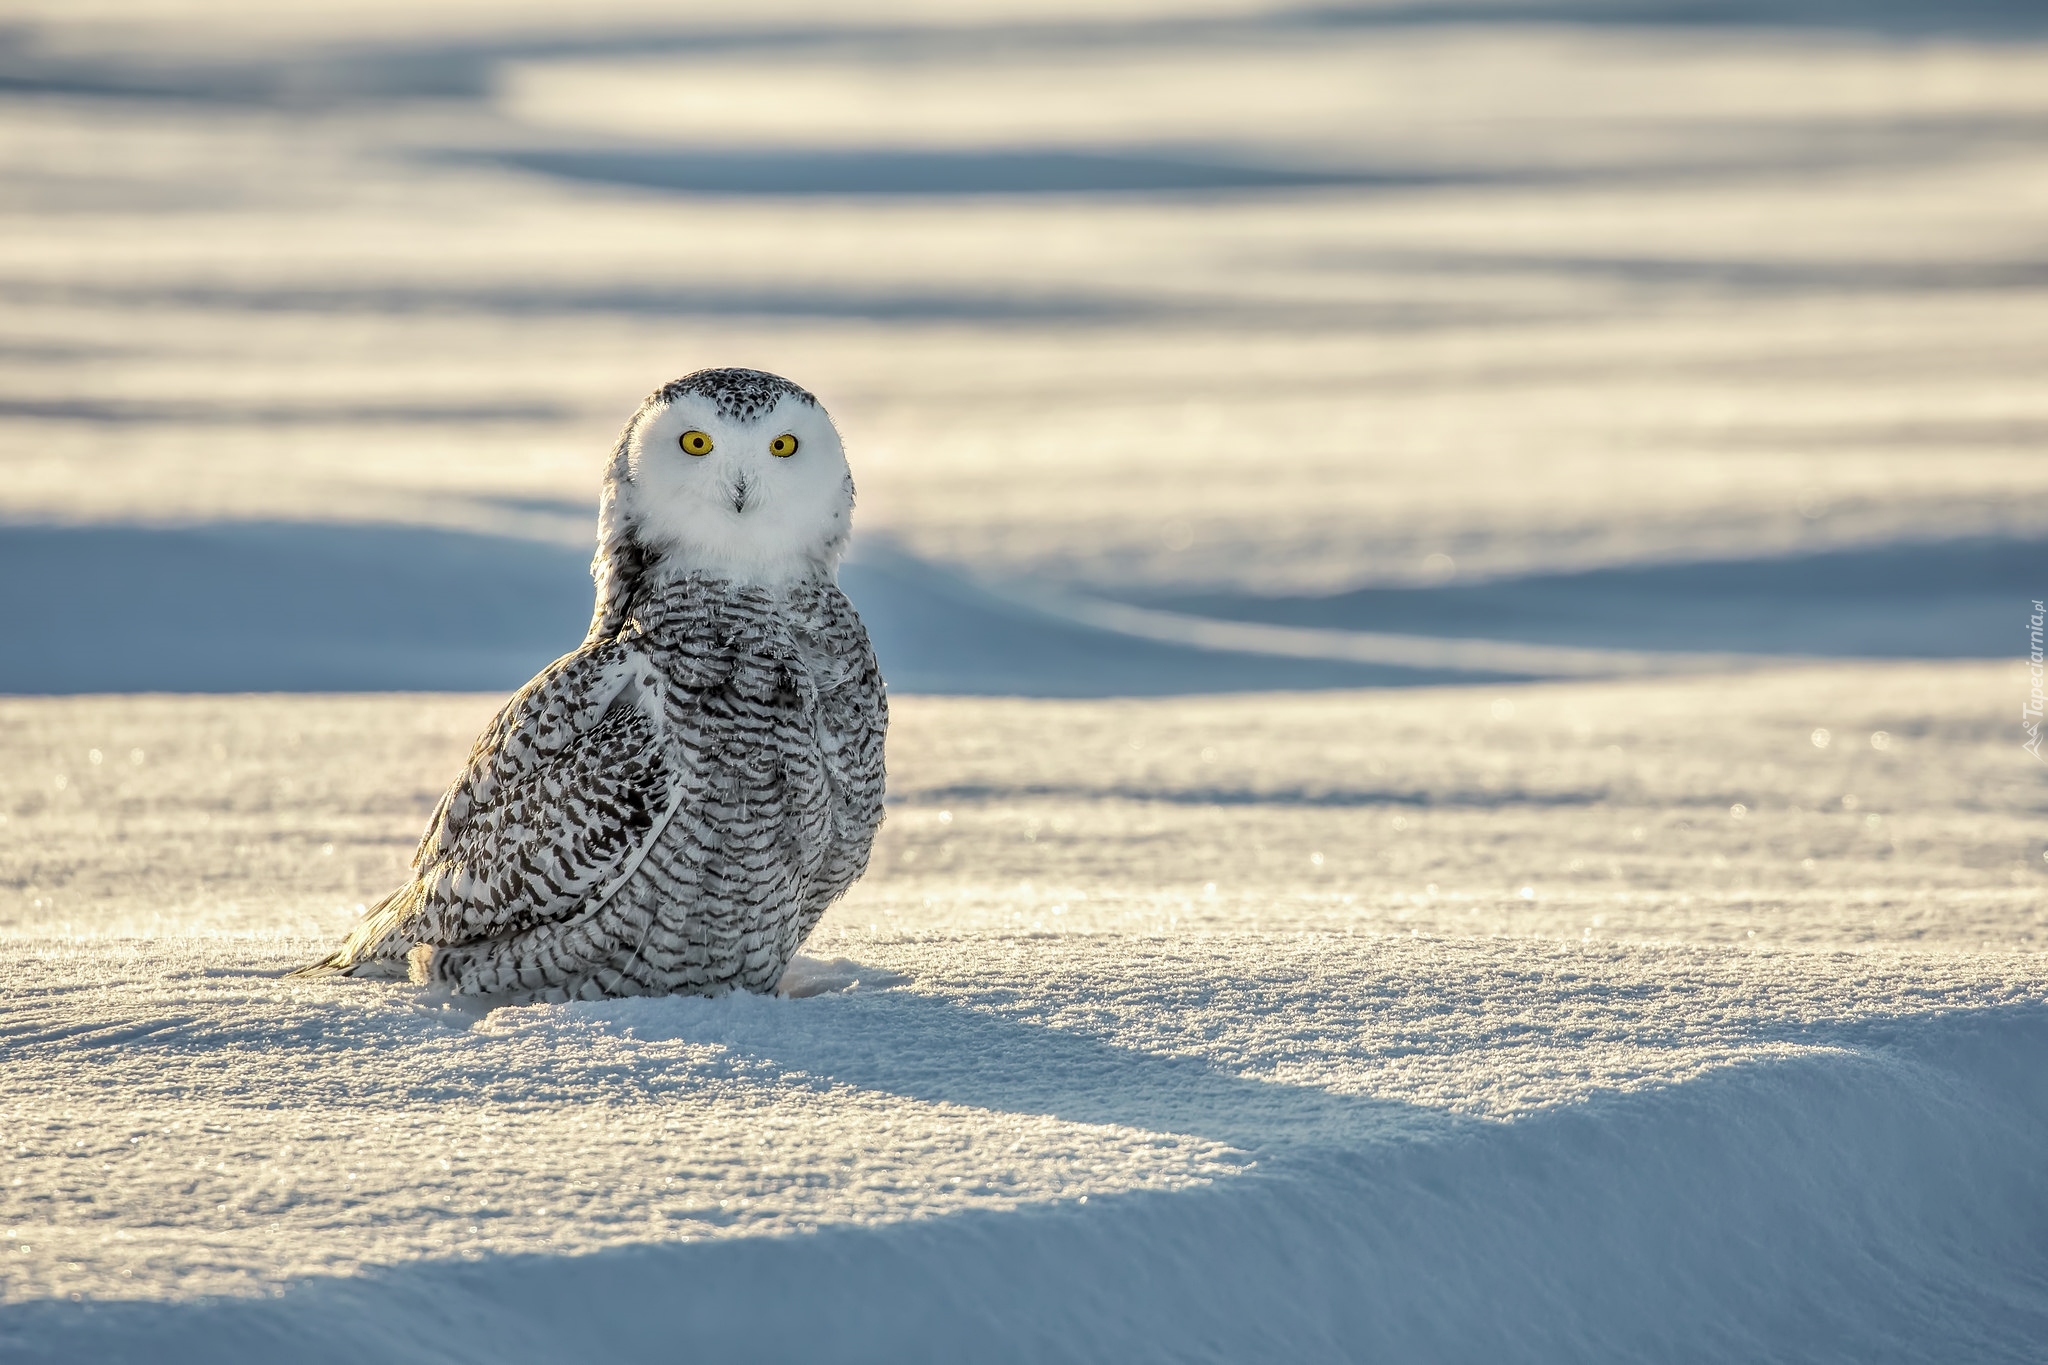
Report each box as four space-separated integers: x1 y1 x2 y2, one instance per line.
595 964 1452 1155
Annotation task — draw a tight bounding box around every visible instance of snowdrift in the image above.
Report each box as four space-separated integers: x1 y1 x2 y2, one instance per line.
12 999 2045 1365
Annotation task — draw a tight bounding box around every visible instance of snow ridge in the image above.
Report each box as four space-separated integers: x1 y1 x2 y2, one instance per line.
7 992 2044 1364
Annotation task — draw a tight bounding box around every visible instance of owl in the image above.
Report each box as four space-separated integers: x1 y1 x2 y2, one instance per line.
297 368 887 1001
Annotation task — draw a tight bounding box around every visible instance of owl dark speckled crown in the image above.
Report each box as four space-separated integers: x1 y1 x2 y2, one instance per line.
651 368 819 422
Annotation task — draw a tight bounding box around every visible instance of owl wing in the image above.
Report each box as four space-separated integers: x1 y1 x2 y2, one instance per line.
795 585 890 926
303 637 679 974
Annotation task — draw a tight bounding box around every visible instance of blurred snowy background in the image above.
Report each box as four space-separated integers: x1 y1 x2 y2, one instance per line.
1 0 2044 691
3 2 2047 1361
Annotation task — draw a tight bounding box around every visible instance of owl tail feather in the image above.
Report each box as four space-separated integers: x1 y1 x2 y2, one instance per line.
287 888 414 979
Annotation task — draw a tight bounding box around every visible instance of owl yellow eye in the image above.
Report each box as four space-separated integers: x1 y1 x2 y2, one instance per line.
678 430 713 456
769 433 799 458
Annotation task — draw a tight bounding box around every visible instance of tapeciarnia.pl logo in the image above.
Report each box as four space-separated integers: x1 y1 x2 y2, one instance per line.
2026 599 2045 762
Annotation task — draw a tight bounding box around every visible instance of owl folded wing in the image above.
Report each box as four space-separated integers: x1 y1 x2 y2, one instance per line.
301 639 678 973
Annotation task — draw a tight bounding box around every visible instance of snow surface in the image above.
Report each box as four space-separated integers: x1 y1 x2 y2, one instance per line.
6 935 2048 1363
5 670 2047 1360
4 0 2048 1359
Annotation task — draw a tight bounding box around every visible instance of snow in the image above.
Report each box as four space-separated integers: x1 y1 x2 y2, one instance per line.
6 932 2048 1363
4 0 2048 1358
7 666 2042 948
5 671 2047 1359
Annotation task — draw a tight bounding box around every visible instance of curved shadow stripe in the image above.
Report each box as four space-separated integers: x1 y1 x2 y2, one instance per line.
842 550 1502 694
1 521 2025 695
0 278 1527 330
1131 533 2047 660
486 148 1419 197
893 781 1616 809
5 3 2040 111
0 398 571 426
0 522 593 693
0 521 1468 696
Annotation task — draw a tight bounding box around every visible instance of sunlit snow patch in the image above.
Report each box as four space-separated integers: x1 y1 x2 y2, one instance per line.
776 954 910 998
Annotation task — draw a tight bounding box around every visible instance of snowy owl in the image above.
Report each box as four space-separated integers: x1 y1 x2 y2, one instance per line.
297 368 887 1000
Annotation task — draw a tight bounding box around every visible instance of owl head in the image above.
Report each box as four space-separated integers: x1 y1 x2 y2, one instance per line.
589 368 855 631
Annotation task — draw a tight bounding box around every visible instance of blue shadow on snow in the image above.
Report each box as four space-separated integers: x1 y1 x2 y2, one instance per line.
0 521 1486 696
0 520 2033 695
1134 533 2046 659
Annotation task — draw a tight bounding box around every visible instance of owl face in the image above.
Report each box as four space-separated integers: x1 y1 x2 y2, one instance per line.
623 388 854 585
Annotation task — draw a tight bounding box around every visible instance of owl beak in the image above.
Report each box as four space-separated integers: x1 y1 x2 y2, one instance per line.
727 471 751 514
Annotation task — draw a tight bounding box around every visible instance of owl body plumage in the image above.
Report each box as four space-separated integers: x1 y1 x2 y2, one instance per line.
300 369 887 1000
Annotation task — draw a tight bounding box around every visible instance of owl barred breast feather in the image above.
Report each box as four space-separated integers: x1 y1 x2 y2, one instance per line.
295 368 888 1001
